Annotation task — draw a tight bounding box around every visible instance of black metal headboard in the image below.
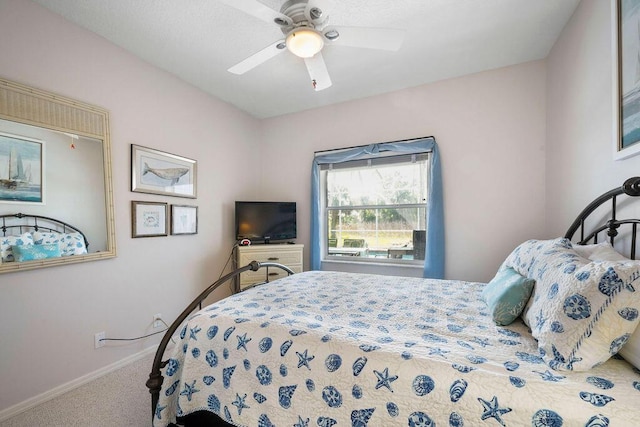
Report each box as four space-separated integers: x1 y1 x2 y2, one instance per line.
564 177 640 258
0 213 89 251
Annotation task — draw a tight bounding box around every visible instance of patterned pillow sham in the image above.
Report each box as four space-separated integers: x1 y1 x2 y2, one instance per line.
32 231 87 256
482 267 535 326
0 232 34 262
503 237 640 371
31 231 59 245
12 243 61 262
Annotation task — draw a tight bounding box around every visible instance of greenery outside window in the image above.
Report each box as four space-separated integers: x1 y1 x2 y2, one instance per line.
321 153 429 264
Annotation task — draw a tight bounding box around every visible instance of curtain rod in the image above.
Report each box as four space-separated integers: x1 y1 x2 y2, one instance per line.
313 135 435 155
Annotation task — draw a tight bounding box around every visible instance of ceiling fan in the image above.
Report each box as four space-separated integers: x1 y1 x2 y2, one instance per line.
219 0 405 91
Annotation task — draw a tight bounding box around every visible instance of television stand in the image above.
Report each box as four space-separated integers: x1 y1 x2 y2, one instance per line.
235 243 304 292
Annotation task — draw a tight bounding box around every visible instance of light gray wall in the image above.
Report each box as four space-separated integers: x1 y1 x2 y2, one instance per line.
546 0 640 236
260 60 548 282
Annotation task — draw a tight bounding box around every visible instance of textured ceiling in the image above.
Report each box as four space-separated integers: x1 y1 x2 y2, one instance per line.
32 0 581 119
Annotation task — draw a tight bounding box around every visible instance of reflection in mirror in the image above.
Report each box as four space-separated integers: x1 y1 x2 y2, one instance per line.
0 77 116 273
0 120 107 250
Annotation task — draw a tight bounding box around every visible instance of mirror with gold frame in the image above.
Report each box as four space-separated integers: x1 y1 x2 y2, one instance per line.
0 77 116 273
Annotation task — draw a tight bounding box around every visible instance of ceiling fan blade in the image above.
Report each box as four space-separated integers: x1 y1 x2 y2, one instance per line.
218 0 292 27
324 26 405 51
304 0 334 26
228 40 286 75
304 52 332 91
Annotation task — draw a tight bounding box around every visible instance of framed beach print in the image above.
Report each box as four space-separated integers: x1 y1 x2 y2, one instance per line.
131 201 168 238
0 132 44 204
171 204 198 235
614 0 640 160
131 144 197 198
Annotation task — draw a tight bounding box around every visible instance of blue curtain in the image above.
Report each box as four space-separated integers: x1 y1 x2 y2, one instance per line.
310 137 444 279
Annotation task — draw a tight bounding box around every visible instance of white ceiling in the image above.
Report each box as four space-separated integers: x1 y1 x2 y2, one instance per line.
32 0 581 119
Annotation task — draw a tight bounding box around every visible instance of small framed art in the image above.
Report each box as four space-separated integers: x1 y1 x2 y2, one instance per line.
131 144 197 198
131 201 168 238
171 204 198 235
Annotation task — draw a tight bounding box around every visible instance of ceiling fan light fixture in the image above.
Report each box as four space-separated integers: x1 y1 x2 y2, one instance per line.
286 28 324 58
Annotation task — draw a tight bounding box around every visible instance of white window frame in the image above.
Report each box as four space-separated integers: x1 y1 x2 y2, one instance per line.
319 153 429 265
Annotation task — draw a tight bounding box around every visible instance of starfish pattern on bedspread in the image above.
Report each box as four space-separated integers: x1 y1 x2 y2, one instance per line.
534 370 566 382
478 396 511 426
232 393 249 415
236 333 251 351
189 326 201 340
296 349 315 369
373 367 398 392
180 380 199 401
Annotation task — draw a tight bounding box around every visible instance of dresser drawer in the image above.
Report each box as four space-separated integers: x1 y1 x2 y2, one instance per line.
238 249 302 266
240 263 302 286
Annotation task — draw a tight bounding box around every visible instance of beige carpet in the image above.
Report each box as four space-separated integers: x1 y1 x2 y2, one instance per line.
2 352 154 427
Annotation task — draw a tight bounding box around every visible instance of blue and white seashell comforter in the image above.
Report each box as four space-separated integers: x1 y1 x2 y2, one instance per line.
154 271 640 427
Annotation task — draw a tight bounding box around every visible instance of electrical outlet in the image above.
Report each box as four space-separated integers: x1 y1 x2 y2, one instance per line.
94 331 105 349
153 313 163 329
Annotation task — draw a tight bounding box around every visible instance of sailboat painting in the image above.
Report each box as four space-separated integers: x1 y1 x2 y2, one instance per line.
618 0 640 155
0 132 44 203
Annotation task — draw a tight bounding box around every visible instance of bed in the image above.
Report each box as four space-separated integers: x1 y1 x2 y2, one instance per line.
0 213 89 262
147 178 640 427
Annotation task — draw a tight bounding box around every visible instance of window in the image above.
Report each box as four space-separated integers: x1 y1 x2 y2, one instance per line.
311 137 443 278
320 153 429 264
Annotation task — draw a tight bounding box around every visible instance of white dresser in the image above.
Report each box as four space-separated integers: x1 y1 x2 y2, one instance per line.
235 244 304 291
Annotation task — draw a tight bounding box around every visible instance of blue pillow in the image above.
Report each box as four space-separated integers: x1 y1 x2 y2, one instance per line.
482 267 535 326
12 243 61 262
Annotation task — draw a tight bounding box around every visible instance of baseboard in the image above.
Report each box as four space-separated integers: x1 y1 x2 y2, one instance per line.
0 346 157 422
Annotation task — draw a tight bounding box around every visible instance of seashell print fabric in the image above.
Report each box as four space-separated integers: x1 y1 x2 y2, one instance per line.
154 271 640 427
503 238 640 371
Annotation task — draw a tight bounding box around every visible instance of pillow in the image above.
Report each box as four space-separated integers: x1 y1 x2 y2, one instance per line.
32 231 61 245
59 233 87 256
499 237 574 281
482 267 535 326
12 243 61 262
619 326 640 370
33 231 87 256
503 237 640 371
573 242 629 262
0 232 34 262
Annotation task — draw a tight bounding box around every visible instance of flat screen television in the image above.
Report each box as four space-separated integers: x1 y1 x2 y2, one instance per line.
235 201 297 244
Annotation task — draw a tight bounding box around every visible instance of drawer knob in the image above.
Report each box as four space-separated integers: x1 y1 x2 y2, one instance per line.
267 257 279 261
268 272 279 276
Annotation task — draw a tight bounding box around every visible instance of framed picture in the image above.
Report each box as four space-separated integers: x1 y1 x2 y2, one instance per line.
614 0 640 160
0 132 44 204
171 204 198 235
131 144 197 198
131 201 168 238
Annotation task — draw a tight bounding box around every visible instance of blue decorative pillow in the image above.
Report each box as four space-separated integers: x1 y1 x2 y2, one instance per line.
12 243 61 262
503 237 640 371
482 267 534 326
